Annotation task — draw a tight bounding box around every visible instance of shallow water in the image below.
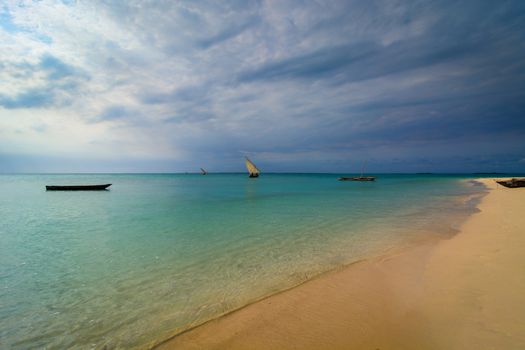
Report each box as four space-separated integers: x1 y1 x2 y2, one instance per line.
0 174 487 349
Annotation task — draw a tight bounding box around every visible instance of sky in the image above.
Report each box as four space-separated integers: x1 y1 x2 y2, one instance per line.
1 0 524 173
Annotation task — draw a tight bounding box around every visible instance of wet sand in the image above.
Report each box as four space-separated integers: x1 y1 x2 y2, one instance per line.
155 179 525 350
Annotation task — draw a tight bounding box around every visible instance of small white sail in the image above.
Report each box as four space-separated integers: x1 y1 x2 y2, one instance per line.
245 157 260 176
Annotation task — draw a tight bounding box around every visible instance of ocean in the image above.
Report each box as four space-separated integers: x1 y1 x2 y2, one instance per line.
0 174 488 349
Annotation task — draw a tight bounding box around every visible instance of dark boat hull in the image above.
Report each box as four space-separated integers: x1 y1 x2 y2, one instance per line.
338 177 375 181
496 179 525 188
46 184 112 191
249 173 259 178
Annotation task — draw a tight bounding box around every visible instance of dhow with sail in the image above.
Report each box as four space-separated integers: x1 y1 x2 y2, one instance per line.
245 157 260 178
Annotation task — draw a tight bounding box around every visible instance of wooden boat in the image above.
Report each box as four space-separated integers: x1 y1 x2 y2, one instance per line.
338 161 375 181
338 176 375 181
200 168 208 175
245 157 260 178
496 178 525 188
46 184 112 191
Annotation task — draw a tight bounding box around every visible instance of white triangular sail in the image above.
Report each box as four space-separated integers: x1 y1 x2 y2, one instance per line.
245 157 260 175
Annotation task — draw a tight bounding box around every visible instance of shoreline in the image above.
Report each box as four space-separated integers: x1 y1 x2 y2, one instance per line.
153 178 525 349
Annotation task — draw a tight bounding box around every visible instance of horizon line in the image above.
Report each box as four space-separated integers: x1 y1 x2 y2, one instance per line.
0 172 520 175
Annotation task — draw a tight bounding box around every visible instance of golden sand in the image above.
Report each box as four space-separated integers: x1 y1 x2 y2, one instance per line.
155 179 525 350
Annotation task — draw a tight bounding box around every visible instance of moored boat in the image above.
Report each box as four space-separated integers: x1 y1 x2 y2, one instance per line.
496 178 525 188
338 176 375 181
338 161 375 181
46 184 112 191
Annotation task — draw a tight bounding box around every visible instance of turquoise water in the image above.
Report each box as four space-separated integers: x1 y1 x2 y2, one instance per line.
0 174 488 349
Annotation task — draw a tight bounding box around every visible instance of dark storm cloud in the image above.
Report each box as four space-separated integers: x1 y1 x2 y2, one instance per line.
2 0 525 172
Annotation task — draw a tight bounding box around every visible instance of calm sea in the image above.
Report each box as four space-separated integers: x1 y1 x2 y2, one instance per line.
0 174 488 349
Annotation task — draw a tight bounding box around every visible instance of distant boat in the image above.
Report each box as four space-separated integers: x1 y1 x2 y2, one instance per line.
200 168 208 175
338 161 375 181
496 178 525 188
338 176 375 181
46 184 112 191
245 157 260 178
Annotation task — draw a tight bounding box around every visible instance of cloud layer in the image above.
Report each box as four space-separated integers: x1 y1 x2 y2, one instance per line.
1 0 524 172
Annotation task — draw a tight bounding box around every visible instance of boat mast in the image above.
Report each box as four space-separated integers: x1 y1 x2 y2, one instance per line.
360 160 367 178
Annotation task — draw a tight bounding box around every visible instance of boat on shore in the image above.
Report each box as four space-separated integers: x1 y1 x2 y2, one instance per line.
46 184 112 191
496 178 525 188
245 157 260 178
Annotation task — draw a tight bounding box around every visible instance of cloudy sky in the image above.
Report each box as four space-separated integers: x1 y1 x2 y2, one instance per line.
1 0 524 173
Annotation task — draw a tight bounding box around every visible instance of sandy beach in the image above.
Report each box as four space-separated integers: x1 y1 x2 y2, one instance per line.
155 178 525 350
